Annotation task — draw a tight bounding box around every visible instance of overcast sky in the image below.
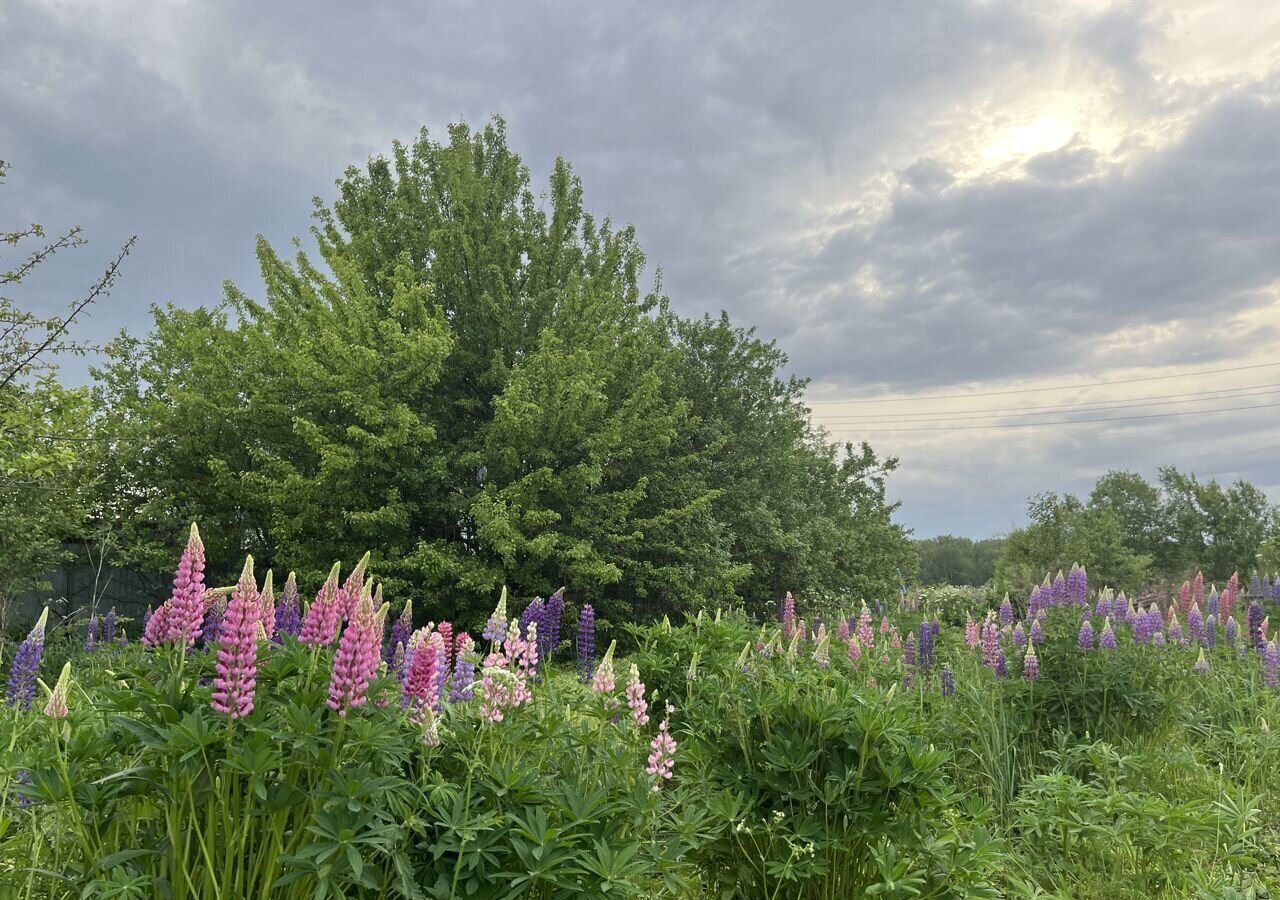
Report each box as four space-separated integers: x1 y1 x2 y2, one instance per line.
5 0 1280 539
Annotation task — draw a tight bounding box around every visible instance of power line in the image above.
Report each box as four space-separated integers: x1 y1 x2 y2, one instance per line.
821 400 1280 433
803 362 1280 405
815 384 1280 424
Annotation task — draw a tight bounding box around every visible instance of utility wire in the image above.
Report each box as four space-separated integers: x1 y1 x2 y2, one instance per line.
821 400 1280 433
815 384 1280 424
803 361 1280 405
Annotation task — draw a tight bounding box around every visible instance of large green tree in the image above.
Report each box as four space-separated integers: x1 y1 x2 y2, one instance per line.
97 121 914 629
915 535 1004 586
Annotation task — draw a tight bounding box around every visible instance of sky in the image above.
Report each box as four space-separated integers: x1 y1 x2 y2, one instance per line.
4 0 1280 539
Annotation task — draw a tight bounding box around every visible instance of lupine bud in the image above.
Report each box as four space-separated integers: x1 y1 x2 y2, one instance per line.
837 616 851 642
42 662 72 719
1205 614 1217 649
812 624 830 669
1168 612 1185 647
847 636 862 666
258 571 276 641
1023 644 1040 681
1193 648 1209 674
482 586 509 644
594 640 618 693
1178 581 1191 615
1226 615 1239 648
1193 571 1205 611
211 557 261 720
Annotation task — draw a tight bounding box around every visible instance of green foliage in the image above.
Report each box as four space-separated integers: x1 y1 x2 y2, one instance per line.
93 121 914 628
916 534 1004 587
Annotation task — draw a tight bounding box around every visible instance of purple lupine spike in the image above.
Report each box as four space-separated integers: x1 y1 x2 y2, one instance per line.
1193 648 1209 674
1099 617 1117 651
481 587 509 644
201 594 227 646
1188 604 1204 645
903 632 917 669
1067 564 1087 607
1029 618 1044 645
981 618 1000 669
1051 571 1066 606
1147 604 1163 643
1094 590 1111 619
780 592 797 640
1205 614 1217 649
1226 615 1239 648
1206 588 1220 620
275 572 301 638
449 633 477 702
545 588 565 661
1023 645 1040 681
103 607 117 644
918 621 934 670
1028 584 1042 620
385 599 413 667
1265 640 1279 688
994 648 1008 678
85 616 99 652
999 596 1014 628
940 665 955 697
1012 622 1027 648
1248 601 1265 650
577 603 596 683
1078 619 1095 650
5 609 49 710
1168 613 1184 647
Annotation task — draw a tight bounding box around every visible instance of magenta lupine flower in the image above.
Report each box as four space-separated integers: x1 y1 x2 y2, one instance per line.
1193 571 1205 611
1012 622 1027 648
162 523 207 646
404 631 446 717
299 562 343 646
837 616 851 641
847 636 863 666
889 629 901 650
780 592 797 640
626 664 649 727
142 602 170 647
1193 648 1209 674
334 551 371 623
437 619 454 675
1022 644 1040 681
1099 617 1117 651
965 613 979 648
1264 640 1279 688
1187 603 1204 645
275 572 301 638
258 571 276 641
981 618 1000 669
1078 619 1095 650
1178 581 1192 615
858 605 875 646
879 615 891 636
1226 571 1240 619
211 558 261 720
327 584 382 715
999 595 1014 628
1029 618 1044 645
5 609 49 709
1226 615 1239 648
646 703 677 789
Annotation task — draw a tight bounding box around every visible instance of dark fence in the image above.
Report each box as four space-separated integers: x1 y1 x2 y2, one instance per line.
8 560 168 633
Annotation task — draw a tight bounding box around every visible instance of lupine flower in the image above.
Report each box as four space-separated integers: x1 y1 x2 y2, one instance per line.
327 584 384 715
981 618 1000 669
1078 619 1095 650
626 664 649 727
593 640 618 693
1188 603 1204 645
1226 615 1239 648
1193 571 1205 611
482 586 509 644
1248 601 1265 650
386 598 413 667
258 571 276 641
736 643 753 674
686 649 700 682
837 616 851 641
1012 622 1027 648
999 595 1014 628
1168 612 1185 647
940 665 955 697
211 558 261 720
1023 644 1040 681
6 609 49 710
1193 648 1210 674
888 629 901 650
1028 584 1043 620
299 563 343 646
335 551 371 623
42 662 72 719
163 523 208 645
201 594 227 646
480 666 517 723
103 607 117 644
780 592 797 640
918 620 934 670
1265 640 1280 688
275 572 302 638
847 636 863 666
1206 588 1220 620
520 597 544 643
994 649 1008 678
879 616 891 635
1226 571 1240 618
1029 618 1044 645
1094 589 1111 619
1145 604 1163 644
858 605 875 646
965 613 979 648
141 605 153 637
1067 563 1088 607
646 703 677 789
1052 570 1066 606
1178 581 1192 615
84 617 99 652
795 618 808 643
545 588 565 661
577 603 596 682
1099 617 1117 651
812 624 830 668
404 631 446 718
1205 614 1217 649
449 633 477 702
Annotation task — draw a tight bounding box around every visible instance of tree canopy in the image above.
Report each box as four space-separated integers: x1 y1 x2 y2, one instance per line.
94 120 915 631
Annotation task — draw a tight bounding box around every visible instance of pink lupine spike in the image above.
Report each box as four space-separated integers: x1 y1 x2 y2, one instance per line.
327 582 382 715
300 562 343 646
211 557 261 720
335 552 372 622
163 523 207 645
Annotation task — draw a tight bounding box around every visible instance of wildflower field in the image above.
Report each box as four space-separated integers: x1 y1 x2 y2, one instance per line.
3 528 1280 899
